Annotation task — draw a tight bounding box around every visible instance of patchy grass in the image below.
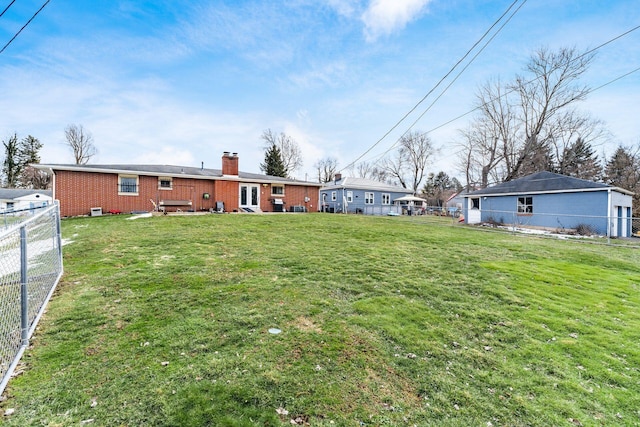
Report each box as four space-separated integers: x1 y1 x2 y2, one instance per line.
1 213 639 426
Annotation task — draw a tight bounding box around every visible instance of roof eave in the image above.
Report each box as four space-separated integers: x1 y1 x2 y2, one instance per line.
464 187 629 197
35 164 322 187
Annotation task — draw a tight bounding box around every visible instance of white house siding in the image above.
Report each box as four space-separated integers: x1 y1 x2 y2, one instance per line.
0 192 52 213
610 191 633 237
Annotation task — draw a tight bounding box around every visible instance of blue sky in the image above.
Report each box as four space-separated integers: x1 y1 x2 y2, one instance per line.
1 0 639 182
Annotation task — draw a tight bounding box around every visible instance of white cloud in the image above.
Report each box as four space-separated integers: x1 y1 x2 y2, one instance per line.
362 0 432 42
288 61 350 89
324 0 359 17
131 146 195 166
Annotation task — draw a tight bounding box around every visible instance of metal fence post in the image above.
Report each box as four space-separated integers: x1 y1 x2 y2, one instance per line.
55 203 63 264
20 225 29 347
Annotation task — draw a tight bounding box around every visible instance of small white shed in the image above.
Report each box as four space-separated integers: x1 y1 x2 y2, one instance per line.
0 189 53 213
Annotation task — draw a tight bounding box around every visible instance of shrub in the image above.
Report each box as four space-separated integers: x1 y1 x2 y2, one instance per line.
575 223 596 236
484 216 503 227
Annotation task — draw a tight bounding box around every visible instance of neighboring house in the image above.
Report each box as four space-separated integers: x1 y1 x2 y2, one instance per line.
319 174 412 215
445 190 470 215
0 188 52 213
463 171 634 237
35 152 322 217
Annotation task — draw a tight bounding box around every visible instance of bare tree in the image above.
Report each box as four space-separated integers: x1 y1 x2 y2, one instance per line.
261 129 303 177
549 111 607 180
457 47 599 186
21 166 50 189
65 124 97 164
381 150 407 188
383 131 435 193
506 47 595 180
314 157 339 183
350 161 389 182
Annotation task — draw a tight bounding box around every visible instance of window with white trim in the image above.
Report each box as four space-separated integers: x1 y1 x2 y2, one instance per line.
365 192 374 205
331 191 337 201
119 175 139 195
517 196 533 214
381 193 390 205
158 177 173 190
346 191 353 203
271 185 284 195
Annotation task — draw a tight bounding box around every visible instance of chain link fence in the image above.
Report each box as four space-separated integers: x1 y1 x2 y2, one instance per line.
1 205 50 231
0 203 63 395
464 207 640 245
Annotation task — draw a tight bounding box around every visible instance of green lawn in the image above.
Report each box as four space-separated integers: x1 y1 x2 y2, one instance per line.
2 213 639 426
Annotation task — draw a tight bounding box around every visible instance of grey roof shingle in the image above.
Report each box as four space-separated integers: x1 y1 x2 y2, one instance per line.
321 177 409 193
36 164 320 186
469 171 611 196
0 188 52 199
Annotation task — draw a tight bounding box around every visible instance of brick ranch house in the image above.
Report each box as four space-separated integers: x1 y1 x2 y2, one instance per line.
35 152 322 217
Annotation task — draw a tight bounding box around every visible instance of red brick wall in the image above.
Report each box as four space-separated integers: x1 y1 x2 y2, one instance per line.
214 180 239 212
221 153 239 175
260 184 319 212
54 170 318 216
55 171 218 216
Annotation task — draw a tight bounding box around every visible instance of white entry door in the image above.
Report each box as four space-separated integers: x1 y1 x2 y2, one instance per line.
239 184 260 211
467 197 481 224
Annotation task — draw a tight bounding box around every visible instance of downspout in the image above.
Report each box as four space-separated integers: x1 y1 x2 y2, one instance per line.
48 168 56 202
343 187 346 213
607 188 611 243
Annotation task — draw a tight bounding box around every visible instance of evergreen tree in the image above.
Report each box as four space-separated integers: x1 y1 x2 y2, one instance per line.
260 144 287 177
2 134 22 188
1 134 48 188
604 146 638 190
510 139 555 179
604 145 640 217
19 135 42 164
558 137 601 181
19 135 48 188
422 171 457 207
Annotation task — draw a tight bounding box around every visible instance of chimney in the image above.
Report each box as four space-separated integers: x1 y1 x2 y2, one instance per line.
222 151 239 176
334 173 342 182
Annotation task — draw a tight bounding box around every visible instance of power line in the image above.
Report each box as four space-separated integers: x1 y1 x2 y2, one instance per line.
365 0 528 166
433 64 640 175
426 23 640 141
0 0 17 18
421 23 640 141
343 7 640 177
340 0 524 172
357 22 640 177
0 0 50 55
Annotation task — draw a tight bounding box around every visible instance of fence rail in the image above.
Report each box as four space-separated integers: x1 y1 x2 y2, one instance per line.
465 207 639 243
0 203 63 396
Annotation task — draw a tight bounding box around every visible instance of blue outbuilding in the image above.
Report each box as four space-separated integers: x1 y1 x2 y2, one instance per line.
463 171 634 237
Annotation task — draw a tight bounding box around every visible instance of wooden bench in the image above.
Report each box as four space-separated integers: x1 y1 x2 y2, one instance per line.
159 200 192 213
159 200 192 207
